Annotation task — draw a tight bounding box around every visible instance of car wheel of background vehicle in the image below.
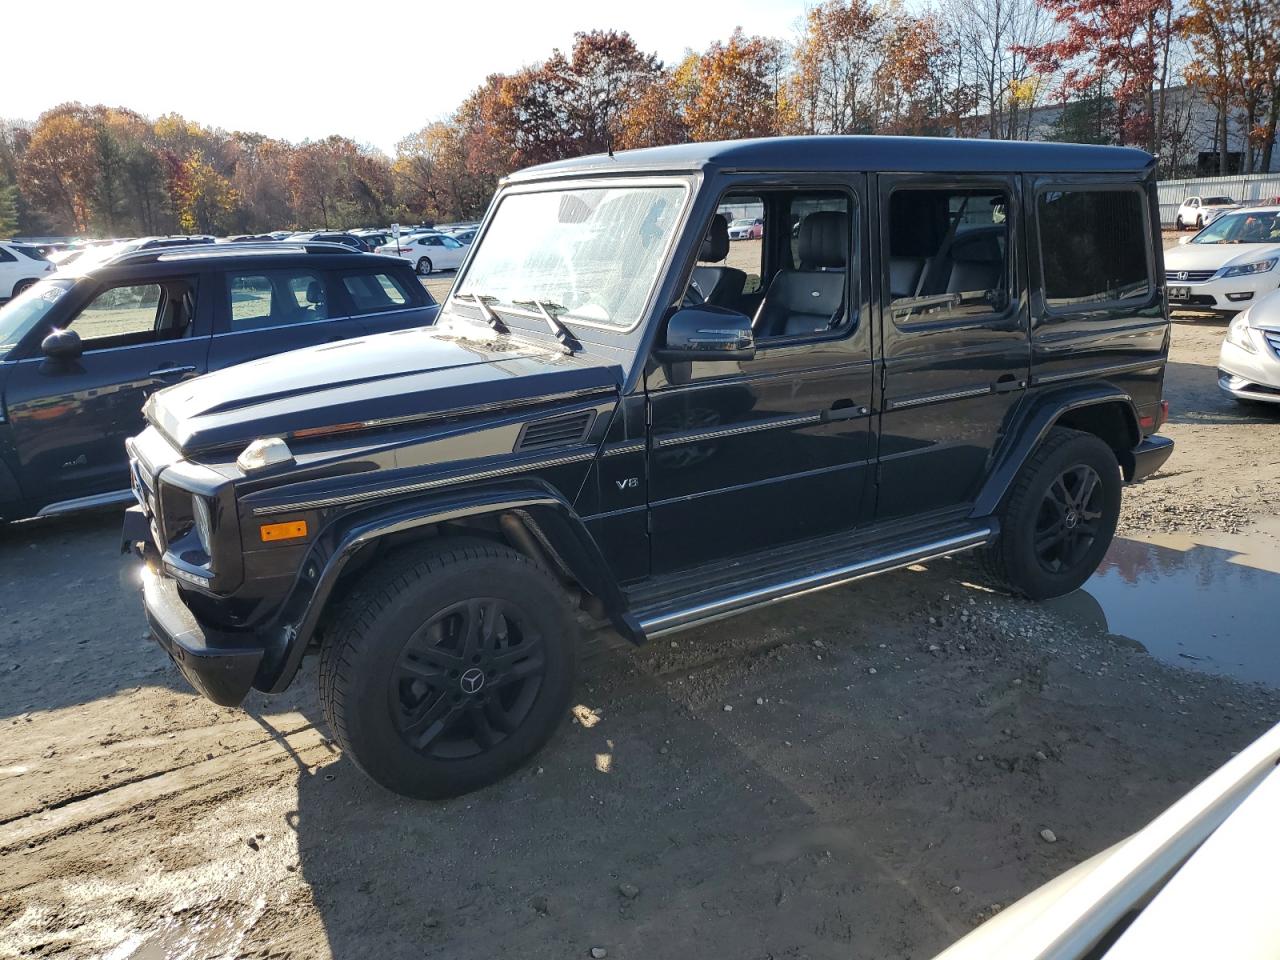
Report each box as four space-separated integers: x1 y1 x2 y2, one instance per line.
1175 216 1184 230
416 257 433 276
318 537 577 799
979 427 1122 600
1197 215 1204 229
11 279 35 297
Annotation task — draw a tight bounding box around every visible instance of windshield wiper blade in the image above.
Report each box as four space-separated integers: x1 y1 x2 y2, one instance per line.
513 299 579 354
454 292 507 332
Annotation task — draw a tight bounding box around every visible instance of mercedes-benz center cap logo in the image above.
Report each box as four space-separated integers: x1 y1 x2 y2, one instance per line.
459 667 486 694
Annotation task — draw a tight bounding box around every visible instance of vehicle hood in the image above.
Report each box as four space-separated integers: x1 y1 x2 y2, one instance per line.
1164 241 1280 272
146 325 622 456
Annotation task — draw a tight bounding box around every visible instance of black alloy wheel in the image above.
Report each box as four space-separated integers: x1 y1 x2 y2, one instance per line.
1033 464 1104 574
390 598 546 760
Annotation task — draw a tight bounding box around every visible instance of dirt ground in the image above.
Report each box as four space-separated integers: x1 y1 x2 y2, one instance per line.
2 294 1279 958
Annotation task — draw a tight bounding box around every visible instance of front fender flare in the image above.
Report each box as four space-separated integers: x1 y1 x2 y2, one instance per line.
971 384 1140 519
256 479 633 694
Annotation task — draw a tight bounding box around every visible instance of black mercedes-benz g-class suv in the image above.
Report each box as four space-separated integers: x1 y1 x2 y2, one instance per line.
123 137 1174 799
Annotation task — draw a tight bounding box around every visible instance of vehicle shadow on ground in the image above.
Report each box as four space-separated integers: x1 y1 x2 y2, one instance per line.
0 508 192 721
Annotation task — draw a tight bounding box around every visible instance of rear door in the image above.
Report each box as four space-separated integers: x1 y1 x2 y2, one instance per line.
5 274 209 506
875 174 1030 519
206 265 364 369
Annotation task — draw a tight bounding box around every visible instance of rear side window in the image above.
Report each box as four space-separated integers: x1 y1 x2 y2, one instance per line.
342 271 419 313
228 269 329 331
888 187 1012 324
1038 189 1151 308
0 246 14 263
15 246 48 261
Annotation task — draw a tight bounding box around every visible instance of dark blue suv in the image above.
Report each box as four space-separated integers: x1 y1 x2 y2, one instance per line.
0 242 436 521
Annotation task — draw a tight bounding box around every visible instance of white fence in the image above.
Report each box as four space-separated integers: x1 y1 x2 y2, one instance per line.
1157 174 1280 225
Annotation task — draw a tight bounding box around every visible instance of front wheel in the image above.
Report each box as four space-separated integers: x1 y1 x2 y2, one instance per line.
416 257 433 276
980 428 1122 600
318 538 577 799
1197 215 1204 229
1175 215 1184 230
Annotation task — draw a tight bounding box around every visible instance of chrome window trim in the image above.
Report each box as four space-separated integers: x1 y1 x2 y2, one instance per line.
653 412 822 448
885 384 992 410
1032 359 1165 386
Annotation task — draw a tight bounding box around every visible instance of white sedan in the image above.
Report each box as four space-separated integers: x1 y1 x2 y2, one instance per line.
0 241 55 299
1218 288 1280 405
375 232 468 275
1164 206 1280 316
1174 194 1238 231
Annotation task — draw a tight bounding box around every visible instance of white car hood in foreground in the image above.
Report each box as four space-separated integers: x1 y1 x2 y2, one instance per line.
932 721 1280 960
1164 241 1280 273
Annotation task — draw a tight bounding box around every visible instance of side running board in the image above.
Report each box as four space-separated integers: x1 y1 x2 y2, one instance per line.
635 526 995 641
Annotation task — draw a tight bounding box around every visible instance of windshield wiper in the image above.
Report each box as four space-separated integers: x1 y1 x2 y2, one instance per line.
512 299 580 355
453 292 507 332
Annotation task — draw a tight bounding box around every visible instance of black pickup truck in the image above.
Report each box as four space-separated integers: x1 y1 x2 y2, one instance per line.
123 136 1173 798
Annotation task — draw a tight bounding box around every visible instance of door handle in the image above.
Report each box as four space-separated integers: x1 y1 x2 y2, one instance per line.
820 401 870 422
992 375 1025 394
149 365 197 379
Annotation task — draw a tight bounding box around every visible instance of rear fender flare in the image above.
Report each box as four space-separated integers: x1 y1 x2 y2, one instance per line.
258 479 632 693
972 385 1140 519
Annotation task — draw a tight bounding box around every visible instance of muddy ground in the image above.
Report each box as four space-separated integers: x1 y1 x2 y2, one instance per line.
2 307 1279 959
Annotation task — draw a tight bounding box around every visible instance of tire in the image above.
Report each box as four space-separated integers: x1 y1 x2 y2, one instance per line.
416 257 433 276
1197 215 1204 229
11 278 35 298
318 538 577 799
1175 215 1184 230
979 427 1122 600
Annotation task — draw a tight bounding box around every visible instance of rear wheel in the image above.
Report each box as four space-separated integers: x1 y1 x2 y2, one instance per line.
318 538 577 799
416 257 433 276
980 428 1122 600
10 278 35 298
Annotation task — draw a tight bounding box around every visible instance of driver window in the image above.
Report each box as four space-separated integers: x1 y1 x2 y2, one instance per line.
69 281 196 350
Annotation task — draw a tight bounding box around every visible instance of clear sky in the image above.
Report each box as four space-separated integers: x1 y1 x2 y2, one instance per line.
4 0 809 154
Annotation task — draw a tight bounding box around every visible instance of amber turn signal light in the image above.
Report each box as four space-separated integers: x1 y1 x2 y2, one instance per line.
259 520 308 542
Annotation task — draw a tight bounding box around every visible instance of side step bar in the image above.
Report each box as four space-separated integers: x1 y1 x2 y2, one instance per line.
637 526 995 641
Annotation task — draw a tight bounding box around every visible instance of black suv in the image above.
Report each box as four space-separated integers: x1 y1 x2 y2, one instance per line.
123 137 1174 799
0 243 436 521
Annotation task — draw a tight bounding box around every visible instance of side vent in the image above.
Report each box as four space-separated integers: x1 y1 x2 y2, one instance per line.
515 411 595 451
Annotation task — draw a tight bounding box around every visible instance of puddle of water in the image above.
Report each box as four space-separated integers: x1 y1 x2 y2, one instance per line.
1046 517 1280 689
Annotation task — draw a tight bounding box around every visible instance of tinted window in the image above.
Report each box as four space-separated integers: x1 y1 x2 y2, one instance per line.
342 271 416 313
228 270 329 331
888 187 1011 324
440 236 462 249
0 246 14 263
423 236 442 246
70 281 196 349
1203 197 1234 205
14 245 48 262
1038 190 1151 308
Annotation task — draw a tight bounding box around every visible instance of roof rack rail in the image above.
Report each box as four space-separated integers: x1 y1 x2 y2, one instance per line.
108 241 362 265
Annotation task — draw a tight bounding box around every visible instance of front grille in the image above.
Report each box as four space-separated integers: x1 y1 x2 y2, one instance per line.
1265 331 1280 359
1168 270 1216 283
514 411 595 451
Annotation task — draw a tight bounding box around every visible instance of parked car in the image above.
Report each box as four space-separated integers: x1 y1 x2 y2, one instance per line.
727 217 763 239
1174 195 1238 230
352 230 393 249
934 720 1280 960
1217 288 1280 406
0 241 55 300
446 228 478 244
287 231 372 252
375 231 468 274
1164 206 1280 316
122 136 1172 799
0 243 436 522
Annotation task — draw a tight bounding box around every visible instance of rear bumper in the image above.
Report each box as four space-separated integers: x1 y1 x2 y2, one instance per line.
1129 435 1175 482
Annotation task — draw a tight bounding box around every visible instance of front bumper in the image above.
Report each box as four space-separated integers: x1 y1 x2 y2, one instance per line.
1129 435 1175 482
1218 335 1280 403
124 504 265 707
1167 273 1280 314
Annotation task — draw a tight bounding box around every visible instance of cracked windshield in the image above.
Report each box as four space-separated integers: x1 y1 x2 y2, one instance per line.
452 185 686 329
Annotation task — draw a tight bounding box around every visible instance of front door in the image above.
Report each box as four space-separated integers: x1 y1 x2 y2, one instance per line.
646 179 875 574
5 276 208 507
875 175 1030 519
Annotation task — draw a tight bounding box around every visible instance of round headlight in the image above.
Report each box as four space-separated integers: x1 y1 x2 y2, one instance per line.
192 494 214 557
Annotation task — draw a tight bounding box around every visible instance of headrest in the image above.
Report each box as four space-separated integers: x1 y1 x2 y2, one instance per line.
950 231 1003 263
306 280 324 304
798 211 848 269
699 213 730 263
